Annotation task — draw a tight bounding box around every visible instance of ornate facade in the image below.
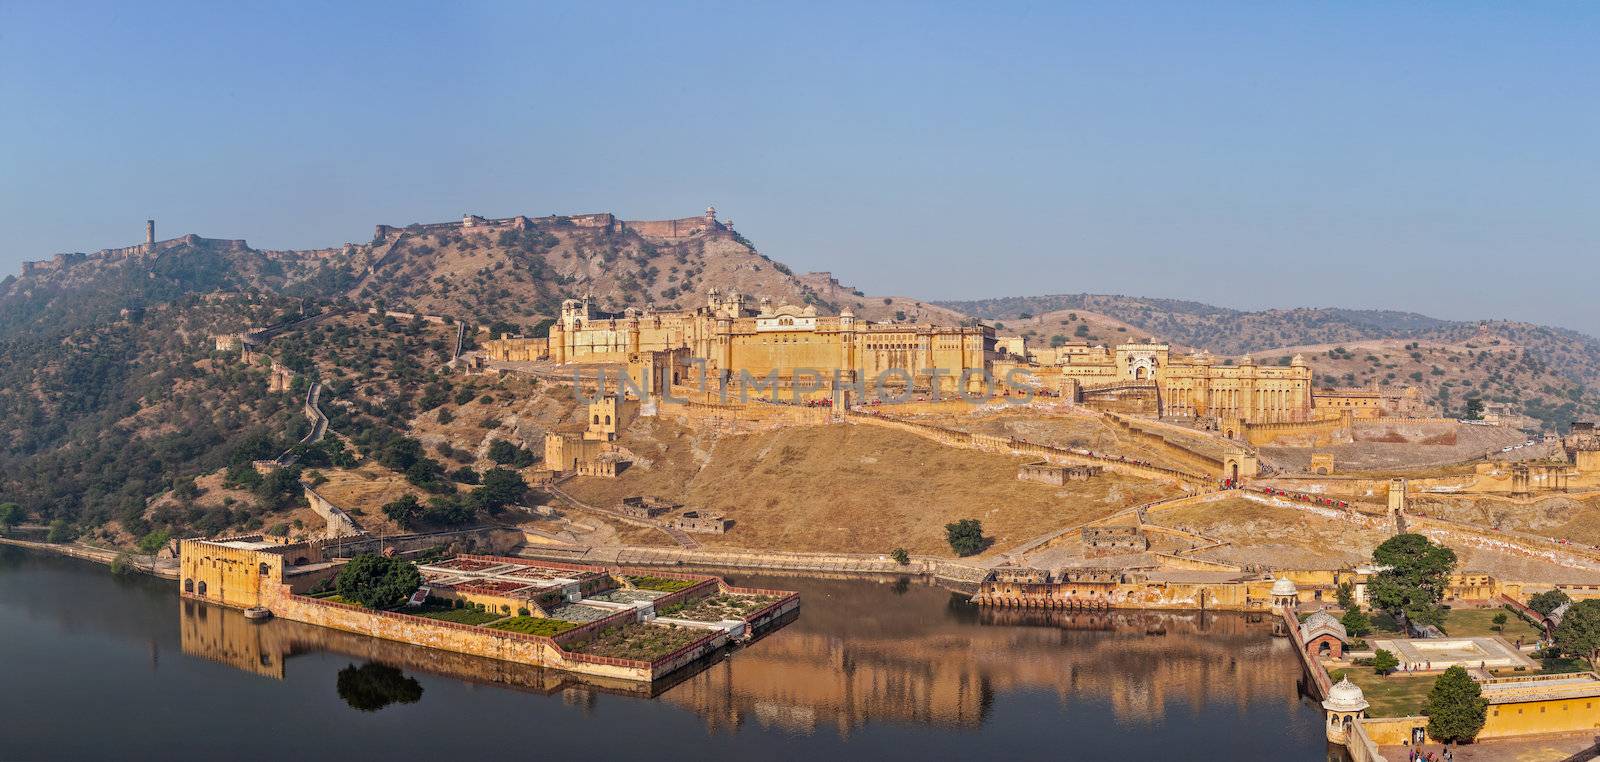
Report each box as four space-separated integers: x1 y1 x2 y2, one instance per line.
488 291 995 394
1045 342 1314 423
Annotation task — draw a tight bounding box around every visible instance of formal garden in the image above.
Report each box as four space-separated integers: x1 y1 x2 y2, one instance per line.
566 621 709 660
662 592 780 622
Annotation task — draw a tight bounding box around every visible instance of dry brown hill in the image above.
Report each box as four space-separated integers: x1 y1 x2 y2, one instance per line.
944 293 1599 430
340 212 948 329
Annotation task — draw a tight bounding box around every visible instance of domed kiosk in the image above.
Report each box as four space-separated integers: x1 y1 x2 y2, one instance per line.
1270 577 1299 609
1322 676 1369 744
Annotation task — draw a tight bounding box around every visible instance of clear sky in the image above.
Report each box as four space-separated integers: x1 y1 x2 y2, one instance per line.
2 2 1596 334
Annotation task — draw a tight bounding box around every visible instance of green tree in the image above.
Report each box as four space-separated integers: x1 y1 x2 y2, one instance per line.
1369 533 1457 627
1463 398 1484 420
1492 612 1508 632
487 439 521 465
891 547 910 565
1335 581 1356 610
1340 608 1373 637
424 496 474 526
46 519 75 544
1424 666 1488 743
334 554 422 609
382 494 424 528
944 519 985 557
1553 599 1600 667
0 502 24 531
475 467 527 511
1529 589 1572 617
137 529 172 554
1372 648 1399 675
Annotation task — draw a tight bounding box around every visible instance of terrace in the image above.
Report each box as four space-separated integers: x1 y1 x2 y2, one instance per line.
565 621 710 661
661 593 783 623
1368 635 1535 672
544 603 617 623
588 588 668 605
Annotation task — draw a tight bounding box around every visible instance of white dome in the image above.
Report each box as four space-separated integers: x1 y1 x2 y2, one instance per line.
1270 578 1298 597
1322 676 1369 713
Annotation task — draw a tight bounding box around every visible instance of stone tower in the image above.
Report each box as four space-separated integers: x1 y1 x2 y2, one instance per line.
146 220 155 244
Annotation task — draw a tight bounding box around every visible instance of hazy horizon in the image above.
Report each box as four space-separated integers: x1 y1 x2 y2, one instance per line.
3 2 1596 335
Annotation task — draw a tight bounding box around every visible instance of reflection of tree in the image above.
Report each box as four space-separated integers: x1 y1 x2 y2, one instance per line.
336 662 423 712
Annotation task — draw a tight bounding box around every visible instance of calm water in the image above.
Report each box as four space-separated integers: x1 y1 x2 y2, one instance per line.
0 546 1336 760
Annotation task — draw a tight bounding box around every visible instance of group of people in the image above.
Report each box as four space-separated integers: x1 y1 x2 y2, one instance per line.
1408 747 1454 762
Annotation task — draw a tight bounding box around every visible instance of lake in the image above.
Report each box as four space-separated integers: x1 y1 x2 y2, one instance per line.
0 545 1337 760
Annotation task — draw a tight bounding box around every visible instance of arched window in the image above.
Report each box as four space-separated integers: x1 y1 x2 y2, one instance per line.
604 415 612 425
593 414 600 425
183 579 194 593
197 581 208 596
258 563 270 576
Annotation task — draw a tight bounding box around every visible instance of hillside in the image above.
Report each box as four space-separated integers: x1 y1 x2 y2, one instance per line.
940 293 1600 429
0 235 350 341
1 209 1597 547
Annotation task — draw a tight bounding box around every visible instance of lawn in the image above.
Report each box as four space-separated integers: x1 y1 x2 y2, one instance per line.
1442 607 1542 641
566 622 709 660
624 575 700 593
410 605 503 625
663 593 779 622
487 617 580 637
1334 666 1436 718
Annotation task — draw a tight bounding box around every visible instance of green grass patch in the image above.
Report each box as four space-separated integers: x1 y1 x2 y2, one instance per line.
567 622 709 660
624 575 699 593
487 617 580 637
1336 665 1436 718
665 594 779 622
1442 608 1542 640
410 606 503 625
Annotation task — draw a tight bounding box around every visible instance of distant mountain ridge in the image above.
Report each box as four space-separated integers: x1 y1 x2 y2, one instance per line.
937 293 1598 354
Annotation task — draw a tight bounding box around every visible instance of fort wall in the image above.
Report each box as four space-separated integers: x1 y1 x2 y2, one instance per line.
302 485 363 539
1241 412 1354 447
845 411 1210 485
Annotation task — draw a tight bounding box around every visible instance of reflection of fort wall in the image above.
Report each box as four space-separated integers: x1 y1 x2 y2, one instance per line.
661 598 1303 733
180 600 286 679
179 601 659 698
184 575 1311 738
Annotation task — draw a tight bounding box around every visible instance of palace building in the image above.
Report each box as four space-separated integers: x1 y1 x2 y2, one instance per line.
478 291 1391 427
486 291 995 395
1042 342 1315 423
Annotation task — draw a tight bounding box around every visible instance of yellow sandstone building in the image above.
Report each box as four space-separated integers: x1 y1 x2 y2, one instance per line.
486 291 994 395
481 290 1429 429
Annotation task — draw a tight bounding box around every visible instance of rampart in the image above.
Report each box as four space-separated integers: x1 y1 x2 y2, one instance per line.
1104 412 1229 475
1241 412 1353 447
302 484 363 539
845 411 1209 485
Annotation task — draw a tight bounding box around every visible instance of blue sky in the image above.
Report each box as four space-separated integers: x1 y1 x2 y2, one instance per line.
2 2 1596 334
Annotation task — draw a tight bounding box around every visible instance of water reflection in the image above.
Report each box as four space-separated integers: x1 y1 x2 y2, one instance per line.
178 598 688 697
336 662 424 711
3 547 1331 758
659 575 1308 737
178 572 1312 738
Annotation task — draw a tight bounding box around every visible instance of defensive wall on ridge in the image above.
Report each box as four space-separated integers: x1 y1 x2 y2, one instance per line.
843 411 1211 486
